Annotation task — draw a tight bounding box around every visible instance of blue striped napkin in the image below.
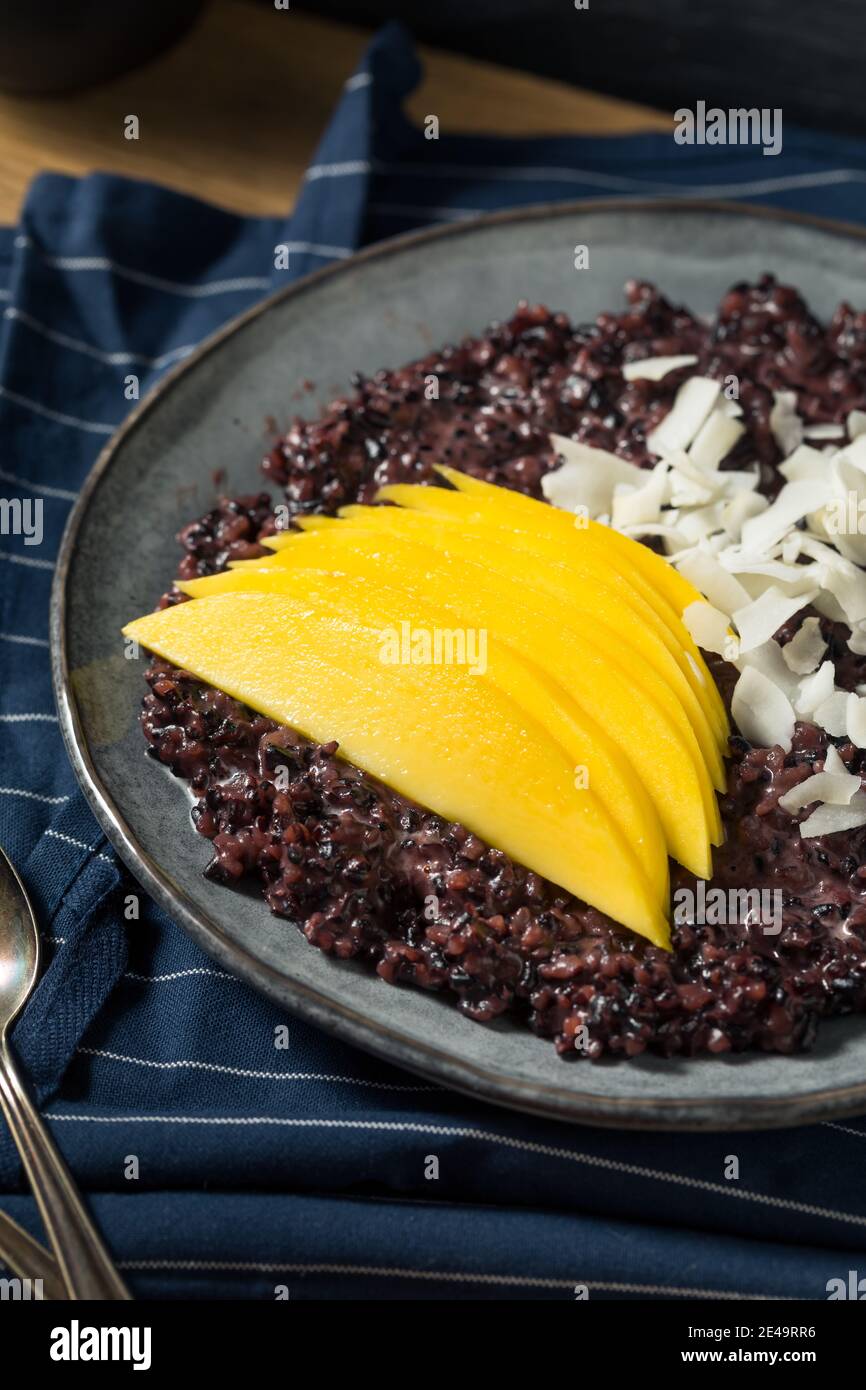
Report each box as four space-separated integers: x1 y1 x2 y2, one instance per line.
3 23 866 1299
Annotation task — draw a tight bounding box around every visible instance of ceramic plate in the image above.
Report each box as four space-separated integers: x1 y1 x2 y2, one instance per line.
52 199 866 1130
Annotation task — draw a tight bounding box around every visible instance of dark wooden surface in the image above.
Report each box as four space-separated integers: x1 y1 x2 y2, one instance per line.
304 0 866 137
0 3 666 221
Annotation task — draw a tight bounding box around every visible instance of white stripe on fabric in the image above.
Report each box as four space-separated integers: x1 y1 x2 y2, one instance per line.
374 160 866 200
0 467 78 501
304 160 372 181
4 308 196 369
0 549 54 571
280 241 354 260
44 828 113 863
125 967 241 984
636 168 866 200
344 72 373 92
13 236 270 298
0 787 70 804
116 1259 781 1299
311 155 866 202
0 385 114 435
0 712 58 723
76 1047 437 1089
824 1122 866 1138
0 631 48 647
46 1113 866 1228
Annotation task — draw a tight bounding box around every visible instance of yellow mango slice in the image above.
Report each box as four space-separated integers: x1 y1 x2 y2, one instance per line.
268 505 726 796
272 573 668 908
353 502 726 757
375 479 728 743
435 463 703 616
182 562 670 897
182 531 720 872
123 591 670 947
433 467 731 740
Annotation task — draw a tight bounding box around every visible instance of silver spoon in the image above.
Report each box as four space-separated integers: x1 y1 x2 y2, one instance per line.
0 844 130 1300
0 1206 66 1299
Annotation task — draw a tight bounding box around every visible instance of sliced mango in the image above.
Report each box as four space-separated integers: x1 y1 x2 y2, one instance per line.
258 572 668 907
131 470 737 946
375 479 728 745
184 533 718 873
182 561 670 895
434 464 703 617
123 591 670 947
435 469 731 743
262 505 726 796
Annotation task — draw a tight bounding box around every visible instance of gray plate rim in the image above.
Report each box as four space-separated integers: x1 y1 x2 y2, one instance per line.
51 196 866 1131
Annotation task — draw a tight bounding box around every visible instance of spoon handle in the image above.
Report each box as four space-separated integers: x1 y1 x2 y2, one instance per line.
0 1036 131 1300
0 1207 66 1300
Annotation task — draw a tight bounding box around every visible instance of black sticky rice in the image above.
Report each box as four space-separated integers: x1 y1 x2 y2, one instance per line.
139 278 866 1058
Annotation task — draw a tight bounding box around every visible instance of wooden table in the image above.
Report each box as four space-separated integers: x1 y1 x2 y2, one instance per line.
0 1 668 223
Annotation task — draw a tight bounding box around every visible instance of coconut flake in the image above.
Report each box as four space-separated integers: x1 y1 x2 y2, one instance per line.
846 691 866 748
811 590 848 626
688 409 745 471
837 434 866 471
781 617 826 675
803 423 845 441
778 444 827 483
669 476 716 511
736 639 801 701
721 490 767 537
647 376 720 456
621 354 699 382
794 660 836 718
544 381 866 755
676 549 751 614
825 745 849 776
683 600 731 656
674 505 729 546
769 390 804 456
731 666 796 751
732 585 818 654
777 759 861 814
723 556 821 591
813 690 850 737
610 459 669 530
543 436 643 516
799 793 866 838
798 536 866 624
740 477 836 553
715 469 762 496
848 409 866 441
822 454 866 566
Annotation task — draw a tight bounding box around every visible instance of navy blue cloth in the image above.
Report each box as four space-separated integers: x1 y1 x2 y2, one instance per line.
3 24 866 1300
